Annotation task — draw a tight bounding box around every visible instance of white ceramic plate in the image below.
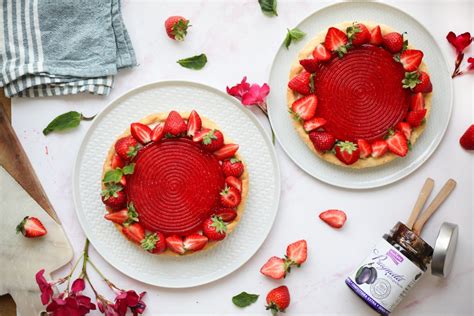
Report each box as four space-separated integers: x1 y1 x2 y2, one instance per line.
73 81 280 288
267 2 452 189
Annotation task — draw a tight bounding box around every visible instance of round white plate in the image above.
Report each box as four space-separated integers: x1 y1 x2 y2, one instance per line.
267 2 452 189
73 81 280 288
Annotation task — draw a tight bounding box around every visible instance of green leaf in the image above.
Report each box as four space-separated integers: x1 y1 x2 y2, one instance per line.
232 292 259 308
258 0 277 17
103 169 123 183
122 163 135 175
177 54 207 70
43 111 82 135
284 28 306 49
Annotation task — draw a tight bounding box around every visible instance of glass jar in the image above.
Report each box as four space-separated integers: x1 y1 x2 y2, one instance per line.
345 222 434 315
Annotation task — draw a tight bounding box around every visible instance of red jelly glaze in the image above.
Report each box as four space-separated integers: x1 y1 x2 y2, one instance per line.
127 138 225 236
313 45 410 142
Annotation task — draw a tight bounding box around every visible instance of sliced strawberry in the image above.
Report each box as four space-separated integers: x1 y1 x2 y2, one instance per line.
369 25 383 45
130 122 152 144
286 240 307 265
164 111 187 136
151 123 165 142
115 136 139 160
183 234 208 252
319 209 347 229
387 132 408 157
335 141 360 165
120 175 126 187
357 139 372 158
396 122 412 140
371 140 389 158
104 209 128 224
460 124 474 150
222 158 244 178
309 131 335 152
111 154 125 169
410 92 425 111
166 235 185 254
202 216 227 241
382 32 403 53
288 71 312 95
192 128 211 142
122 223 145 244
141 232 166 254
260 256 287 279
406 109 427 127
312 44 331 61
303 117 327 132
16 216 47 238
348 23 370 46
324 27 348 55
201 129 224 152
299 58 318 73
225 176 242 192
291 95 317 121
213 144 239 160
214 208 238 222
400 49 424 72
187 110 202 137
413 71 432 93
220 186 241 208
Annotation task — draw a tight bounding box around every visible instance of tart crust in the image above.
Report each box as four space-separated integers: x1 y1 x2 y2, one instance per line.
102 112 249 256
287 21 433 169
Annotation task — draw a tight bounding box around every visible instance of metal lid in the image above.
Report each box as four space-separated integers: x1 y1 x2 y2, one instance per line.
431 222 458 277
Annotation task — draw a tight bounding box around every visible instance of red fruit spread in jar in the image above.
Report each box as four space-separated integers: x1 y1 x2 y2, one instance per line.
313 45 410 142
127 138 225 236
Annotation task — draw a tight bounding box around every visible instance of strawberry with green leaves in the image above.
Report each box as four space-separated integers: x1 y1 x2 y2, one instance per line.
104 202 139 226
260 240 308 279
165 16 190 41
16 216 47 238
291 95 317 121
203 215 227 241
220 185 241 208
382 32 404 53
115 136 139 161
141 231 166 254
214 208 237 222
324 27 349 57
122 223 145 244
265 286 290 315
403 71 432 93
101 183 127 210
201 129 224 152
335 141 360 165
347 22 370 46
222 158 244 178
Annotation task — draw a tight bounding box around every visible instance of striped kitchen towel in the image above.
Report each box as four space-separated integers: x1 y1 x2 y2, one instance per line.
0 0 136 97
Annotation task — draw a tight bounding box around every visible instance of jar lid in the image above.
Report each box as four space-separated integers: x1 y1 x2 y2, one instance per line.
431 222 458 277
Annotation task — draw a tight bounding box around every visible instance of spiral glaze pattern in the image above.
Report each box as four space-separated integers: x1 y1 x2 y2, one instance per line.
314 45 410 142
127 138 225 236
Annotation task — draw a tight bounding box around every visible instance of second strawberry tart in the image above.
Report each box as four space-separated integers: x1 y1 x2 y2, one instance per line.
100 110 248 256
288 21 433 168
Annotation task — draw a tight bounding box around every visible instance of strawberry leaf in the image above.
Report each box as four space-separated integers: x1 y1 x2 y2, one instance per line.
122 163 135 175
177 54 207 70
402 71 421 89
103 169 123 183
258 0 277 17
43 111 95 135
284 28 306 49
232 292 259 308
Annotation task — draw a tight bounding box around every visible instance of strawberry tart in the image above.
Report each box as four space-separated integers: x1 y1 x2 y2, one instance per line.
100 110 248 256
288 22 433 168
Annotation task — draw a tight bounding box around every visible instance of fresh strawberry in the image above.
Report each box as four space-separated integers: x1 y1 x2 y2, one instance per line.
193 128 211 142
164 111 187 136
16 216 47 238
164 16 190 41
213 144 239 160
115 136 139 160
165 235 185 254
111 154 125 169
151 123 165 142
288 71 312 95
382 32 403 53
202 216 227 241
396 122 412 140
303 117 327 132
291 95 318 121
214 208 237 222
220 186 241 208
410 92 425 111
266 286 291 314
460 124 474 150
187 110 202 137
348 23 370 46
312 44 331 61
104 203 138 225
325 27 348 56
260 256 287 280
400 49 424 72
371 140 389 158
357 139 372 158
101 184 127 210
286 240 307 266
309 131 335 152
335 141 360 165
413 71 432 93
183 234 208 252
299 58 318 73
369 25 383 45
387 132 408 157
201 129 224 152
122 223 145 244
406 109 427 127
319 209 347 229
141 232 166 254
225 176 242 192
222 158 244 177
130 122 152 144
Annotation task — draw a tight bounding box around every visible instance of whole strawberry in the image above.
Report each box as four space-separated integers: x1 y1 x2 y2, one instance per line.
460 124 474 150
335 141 360 165
16 216 47 238
348 23 370 46
202 215 227 241
165 16 190 41
222 158 244 177
115 136 139 161
201 129 224 152
141 232 166 254
164 111 187 136
382 32 404 53
309 131 335 152
101 184 127 210
266 286 290 315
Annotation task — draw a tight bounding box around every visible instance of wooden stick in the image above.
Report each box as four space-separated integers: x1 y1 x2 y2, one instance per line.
406 178 435 229
413 179 456 235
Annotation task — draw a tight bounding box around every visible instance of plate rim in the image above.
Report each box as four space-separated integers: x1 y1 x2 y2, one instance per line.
72 80 281 288
267 1 453 190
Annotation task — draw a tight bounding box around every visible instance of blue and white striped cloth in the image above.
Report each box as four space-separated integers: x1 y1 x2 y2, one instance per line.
0 0 136 97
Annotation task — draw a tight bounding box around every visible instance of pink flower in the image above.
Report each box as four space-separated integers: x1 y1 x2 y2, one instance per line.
226 76 251 99
447 31 472 53
36 269 54 305
46 293 96 316
98 296 120 316
114 290 146 316
241 83 270 107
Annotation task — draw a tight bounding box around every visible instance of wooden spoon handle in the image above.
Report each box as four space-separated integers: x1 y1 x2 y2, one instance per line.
406 178 434 229
413 179 456 235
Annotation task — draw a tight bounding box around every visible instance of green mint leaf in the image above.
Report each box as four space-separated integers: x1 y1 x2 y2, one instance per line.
284 28 306 49
103 169 123 184
258 0 277 17
232 292 259 308
177 54 207 70
43 111 82 135
122 163 135 175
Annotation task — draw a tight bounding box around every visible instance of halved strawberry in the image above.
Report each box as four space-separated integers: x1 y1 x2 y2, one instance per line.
16 216 47 238
299 58 318 73
166 235 185 254
396 122 412 140
225 176 242 192
286 240 307 265
192 128 211 142
202 216 227 241
104 209 128 224
187 110 202 137
164 111 187 136
410 92 425 111
130 123 152 144
141 232 166 254
357 139 372 158
122 223 145 244
319 209 347 229
335 141 360 165
214 208 238 222
288 71 312 95
309 131 335 152
201 129 224 152
406 109 427 127
151 123 165 142
369 25 383 45
222 158 244 177
312 44 331 61
324 27 348 56
413 71 432 93
303 117 327 132
183 234 208 252
348 23 370 46
115 136 139 160
220 186 241 208
387 132 408 157
260 256 287 279
382 32 403 53
400 49 424 72
213 144 239 160
111 154 125 169
371 140 389 158
291 95 317 121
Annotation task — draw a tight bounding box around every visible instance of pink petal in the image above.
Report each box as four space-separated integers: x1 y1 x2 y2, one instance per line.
71 278 85 293
226 76 250 99
242 83 270 106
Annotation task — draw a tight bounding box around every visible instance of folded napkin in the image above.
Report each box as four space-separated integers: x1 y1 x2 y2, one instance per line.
0 0 136 97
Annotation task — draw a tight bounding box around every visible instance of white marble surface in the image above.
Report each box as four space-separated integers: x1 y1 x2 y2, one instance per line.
11 0 473 315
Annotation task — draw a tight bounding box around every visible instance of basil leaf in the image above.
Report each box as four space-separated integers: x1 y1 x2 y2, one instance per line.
177 54 207 70
258 0 277 17
284 28 306 49
43 111 95 135
122 163 135 175
103 169 123 184
232 292 259 308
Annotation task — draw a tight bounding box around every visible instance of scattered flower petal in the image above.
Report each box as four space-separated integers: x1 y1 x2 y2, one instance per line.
446 31 472 53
